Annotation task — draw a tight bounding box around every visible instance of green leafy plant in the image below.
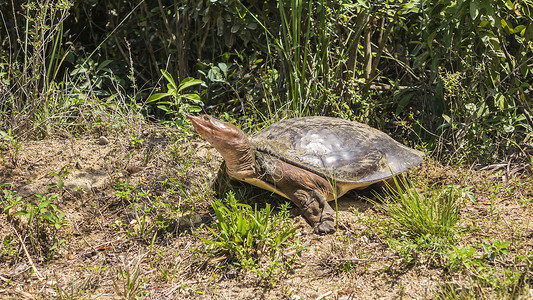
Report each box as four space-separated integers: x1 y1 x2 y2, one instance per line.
19 193 67 229
113 179 135 202
129 135 144 149
114 260 147 300
126 206 158 248
0 130 22 166
199 192 296 261
7 193 68 260
0 234 17 261
47 165 72 192
1 185 22 215
147 70 204 127
442 241 531 299
386 233 452 269
169 142 196 172
481 239 511 262
69 59 125 97
0 186 19 261
197 191 300 284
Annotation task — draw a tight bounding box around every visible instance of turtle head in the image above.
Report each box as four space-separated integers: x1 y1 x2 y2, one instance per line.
187 115 243 145
187 115 256 179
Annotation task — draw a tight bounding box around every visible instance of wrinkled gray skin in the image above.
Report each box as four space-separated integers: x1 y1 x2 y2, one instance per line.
187 115 424 234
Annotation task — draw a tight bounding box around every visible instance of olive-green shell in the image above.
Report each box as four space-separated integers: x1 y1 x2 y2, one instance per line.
251 116 424 184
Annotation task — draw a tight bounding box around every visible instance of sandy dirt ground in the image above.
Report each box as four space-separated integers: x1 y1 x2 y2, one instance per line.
0 129 531 299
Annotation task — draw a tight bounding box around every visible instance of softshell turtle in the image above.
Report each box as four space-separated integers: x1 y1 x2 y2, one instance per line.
187 115 424 234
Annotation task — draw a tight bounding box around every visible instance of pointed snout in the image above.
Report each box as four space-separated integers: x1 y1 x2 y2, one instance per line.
186 114 209 136
186 114 210 129
185 114 198 124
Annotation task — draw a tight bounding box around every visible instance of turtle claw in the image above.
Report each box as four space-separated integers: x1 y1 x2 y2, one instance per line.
314 217 335 235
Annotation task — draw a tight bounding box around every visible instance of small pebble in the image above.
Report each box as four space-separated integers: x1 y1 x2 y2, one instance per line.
177 212 202 228
98 136 109 145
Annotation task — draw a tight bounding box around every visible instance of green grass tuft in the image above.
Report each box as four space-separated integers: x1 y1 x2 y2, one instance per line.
373 175 470 240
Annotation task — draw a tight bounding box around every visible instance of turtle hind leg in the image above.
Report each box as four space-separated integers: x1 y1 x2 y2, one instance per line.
294 189 336 234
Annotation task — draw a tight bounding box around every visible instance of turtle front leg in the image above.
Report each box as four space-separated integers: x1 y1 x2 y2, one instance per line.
293 189 336 234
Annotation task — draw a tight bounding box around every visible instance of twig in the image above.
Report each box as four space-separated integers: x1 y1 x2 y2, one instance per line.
477 163 507 171
339 221 356 235
14 228 44 281
165 284 182 298
316 291 333 300
337 257 369 262
506 159 512 182
366 223 384 244
494 259 528 268
83 241 114 253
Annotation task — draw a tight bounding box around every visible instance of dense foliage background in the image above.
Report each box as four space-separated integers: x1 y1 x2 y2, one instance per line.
1 0 532 164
